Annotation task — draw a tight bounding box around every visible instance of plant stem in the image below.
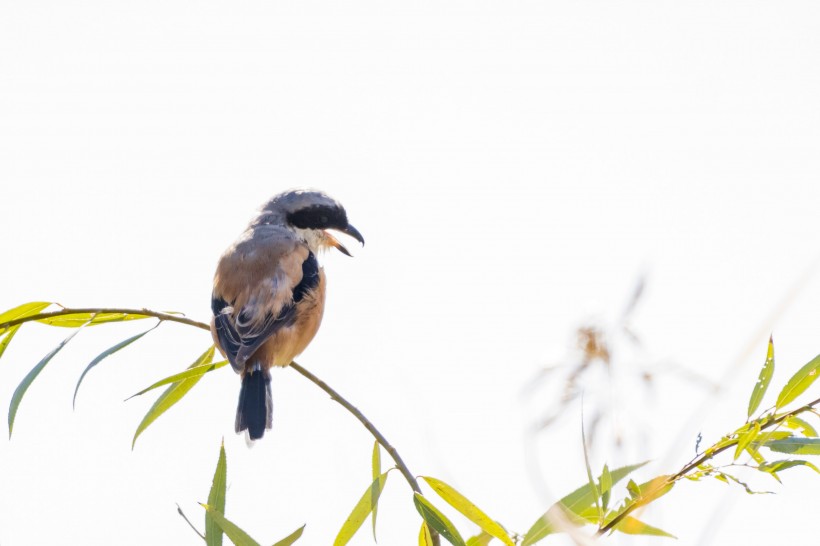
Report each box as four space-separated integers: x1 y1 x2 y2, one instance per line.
286 366 440 546
0 308 209 331
597 395 820 536
176 504 206 541
289 362 423 493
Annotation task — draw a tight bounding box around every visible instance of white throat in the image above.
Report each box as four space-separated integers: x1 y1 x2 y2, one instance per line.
292 227 327 254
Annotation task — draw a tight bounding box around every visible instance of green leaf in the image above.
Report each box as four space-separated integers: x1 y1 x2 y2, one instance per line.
0 325 22 361
272 525 305 546
758 459 820 483
600 464 612 512
783 416 818 437
0 302 52 333
776 354 820 409
580 416 602 524
131 346 215 448
421 476 514 546
413 493 466 546
765 437 820 455
73 324 160 408
371 441 381 541
626 479 640 499
746 445 766 464
735 422 761 460
206 441 228 546
521 461 649 546
419 522 435 546
465 531 493 546
333 472 389 546
715 471 771 494
126 359 228 400
749 431 793 447
200 504 261 546
748 336 775 418
37 311 151 327
615 516 676 538
8 322 89 438
633 475 675 505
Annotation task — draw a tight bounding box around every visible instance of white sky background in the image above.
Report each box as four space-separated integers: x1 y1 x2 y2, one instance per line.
1 1 820 545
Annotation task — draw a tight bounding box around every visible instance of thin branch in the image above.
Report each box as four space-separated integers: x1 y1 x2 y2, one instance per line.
289 361 423 494
289 363 440 545
598 395 820 536
0 307 209 331
176 503 206 541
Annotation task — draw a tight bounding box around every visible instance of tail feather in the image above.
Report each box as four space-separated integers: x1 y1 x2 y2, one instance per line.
235 365 273 440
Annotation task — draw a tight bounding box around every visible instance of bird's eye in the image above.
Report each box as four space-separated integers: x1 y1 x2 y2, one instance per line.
321 215 328 223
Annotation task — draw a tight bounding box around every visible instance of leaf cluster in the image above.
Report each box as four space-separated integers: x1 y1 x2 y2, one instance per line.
5 304 820 545
0 302 224 445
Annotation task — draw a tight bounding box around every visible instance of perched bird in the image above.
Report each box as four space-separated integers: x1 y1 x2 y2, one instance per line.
210 190 364 441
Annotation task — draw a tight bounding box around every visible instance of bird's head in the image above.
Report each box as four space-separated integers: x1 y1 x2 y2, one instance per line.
253 189 365 255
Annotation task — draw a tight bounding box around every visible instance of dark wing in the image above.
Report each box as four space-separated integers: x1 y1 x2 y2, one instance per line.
213 251 319 372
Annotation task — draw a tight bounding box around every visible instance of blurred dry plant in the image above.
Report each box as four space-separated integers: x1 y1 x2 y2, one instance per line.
523 276 716 450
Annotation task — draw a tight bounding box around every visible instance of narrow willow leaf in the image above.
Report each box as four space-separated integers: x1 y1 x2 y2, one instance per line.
371 441 381 540
746 445 766 464
521 461 649 546
599 475 675 536
776 354 820 409
580 414 602 524
615 516 676 538
73 324 160 408
783 416 818 437
573 506 603 525
333 472 389 546
749 430 793 449
200 504 261 546
0 301 52 333
419 522 434 546
465 531 493 546
0 325 22 361
717 471 773 495
37 311 151 327
748 336 775 418
127 359 228 400
712 470 773 495
734 422 761 460
765 437 820 455
421 476 513 546
413 493 467 546
272 524 305 546
206 441 228 546
626 479 640 499
600 464 612 512
759 459 820 477
634 475 674 504
131 346 215 448
8 322 89 437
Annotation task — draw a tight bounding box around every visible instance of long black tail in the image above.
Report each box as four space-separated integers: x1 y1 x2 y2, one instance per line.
235 365 273 441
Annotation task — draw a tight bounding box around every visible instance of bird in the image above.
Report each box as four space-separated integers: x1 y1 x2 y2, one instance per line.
210 189 364 441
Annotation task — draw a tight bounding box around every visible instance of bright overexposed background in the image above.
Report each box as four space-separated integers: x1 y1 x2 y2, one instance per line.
2 1 820 545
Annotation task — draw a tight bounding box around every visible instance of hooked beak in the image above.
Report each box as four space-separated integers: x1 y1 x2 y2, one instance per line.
325 223 365 257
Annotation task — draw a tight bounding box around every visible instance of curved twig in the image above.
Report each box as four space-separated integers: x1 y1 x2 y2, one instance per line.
289 361 424 494
0 308 209 331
